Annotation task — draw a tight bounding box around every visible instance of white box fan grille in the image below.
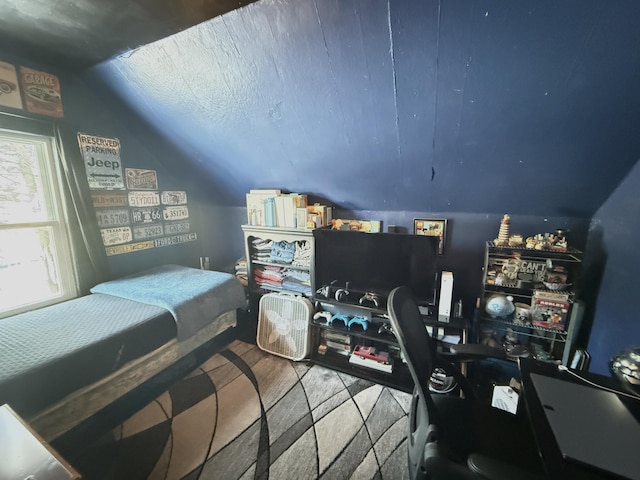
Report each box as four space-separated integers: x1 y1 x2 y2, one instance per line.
257 292 312 361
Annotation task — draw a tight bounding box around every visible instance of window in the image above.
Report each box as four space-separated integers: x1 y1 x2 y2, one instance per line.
0 128 77 318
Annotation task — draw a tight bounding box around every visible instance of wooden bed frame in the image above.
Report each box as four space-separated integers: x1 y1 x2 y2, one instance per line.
28 309 238 442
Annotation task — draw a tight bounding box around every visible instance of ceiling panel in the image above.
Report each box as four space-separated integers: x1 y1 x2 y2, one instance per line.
0 0 258 69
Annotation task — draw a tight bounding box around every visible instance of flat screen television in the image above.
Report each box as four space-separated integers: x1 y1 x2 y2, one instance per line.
313 229 439 306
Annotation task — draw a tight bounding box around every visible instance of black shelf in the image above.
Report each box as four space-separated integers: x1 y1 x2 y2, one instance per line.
485 242 583 262
476 313 569 341
478 240 584 367
311 320 400 346
310 348 413 393
482 283 576 300
313 296 388 316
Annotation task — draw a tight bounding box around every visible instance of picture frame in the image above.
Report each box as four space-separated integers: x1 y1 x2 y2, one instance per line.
414 218 447 254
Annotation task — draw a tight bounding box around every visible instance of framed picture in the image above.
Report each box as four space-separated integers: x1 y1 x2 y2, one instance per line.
414 218 447 254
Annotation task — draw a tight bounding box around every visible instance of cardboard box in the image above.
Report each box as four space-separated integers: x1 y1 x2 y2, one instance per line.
530 290 571 331
306 203 332 227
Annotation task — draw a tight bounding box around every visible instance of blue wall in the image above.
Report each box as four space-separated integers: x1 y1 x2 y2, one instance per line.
0 49 213 278
585 160 640 374
86 0 640 218
2 0 640 374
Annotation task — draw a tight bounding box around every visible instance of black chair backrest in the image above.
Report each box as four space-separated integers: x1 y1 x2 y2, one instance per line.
389 286 445 479
387 286 439 422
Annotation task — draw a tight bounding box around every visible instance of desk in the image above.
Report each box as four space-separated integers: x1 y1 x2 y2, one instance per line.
0 404 80 480
518 359 640 480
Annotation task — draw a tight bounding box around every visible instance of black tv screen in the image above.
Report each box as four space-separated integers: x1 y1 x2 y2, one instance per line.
313 229 439 305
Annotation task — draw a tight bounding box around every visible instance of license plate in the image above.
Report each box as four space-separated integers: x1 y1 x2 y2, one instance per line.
91 192 128 208
100 226 133 246
125 168 158 190
161 190 188 205
133 223 164 240
163 205 189 221
131 207 162 224
154 232 197 248
96 208 130 227
105 240 154 256
164 221 190 234
128 191 160 207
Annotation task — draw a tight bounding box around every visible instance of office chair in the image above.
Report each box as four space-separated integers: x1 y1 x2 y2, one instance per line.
387 286 545 480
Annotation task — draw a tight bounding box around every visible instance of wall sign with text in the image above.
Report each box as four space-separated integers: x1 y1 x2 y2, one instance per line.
78 133 124 190
79 132 197 255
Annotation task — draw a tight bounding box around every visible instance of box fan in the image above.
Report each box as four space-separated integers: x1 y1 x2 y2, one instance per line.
257 292 312 361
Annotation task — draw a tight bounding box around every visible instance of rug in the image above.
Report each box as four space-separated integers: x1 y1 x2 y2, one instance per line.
70 340 412 480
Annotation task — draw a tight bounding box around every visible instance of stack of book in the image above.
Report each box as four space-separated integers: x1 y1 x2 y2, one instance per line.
246 189 308 228
348 345 393 373
318 330 351 356
234 257 247 286
246 189 333 229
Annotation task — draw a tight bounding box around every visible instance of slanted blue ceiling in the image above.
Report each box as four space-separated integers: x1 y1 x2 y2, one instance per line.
88 0 640 217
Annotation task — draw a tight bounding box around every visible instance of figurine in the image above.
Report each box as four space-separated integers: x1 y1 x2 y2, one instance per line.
494 214 510 246
485 294 515 318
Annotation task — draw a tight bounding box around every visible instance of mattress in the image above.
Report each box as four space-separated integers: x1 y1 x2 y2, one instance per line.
0 293 176 418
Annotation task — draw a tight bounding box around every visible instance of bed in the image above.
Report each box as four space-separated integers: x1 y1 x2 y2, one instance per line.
0 264 247 442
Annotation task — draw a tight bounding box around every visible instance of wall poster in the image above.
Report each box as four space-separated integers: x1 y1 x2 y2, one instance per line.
0 61 22 110
19 66 63 117
78 133 125 190
414 218 447 255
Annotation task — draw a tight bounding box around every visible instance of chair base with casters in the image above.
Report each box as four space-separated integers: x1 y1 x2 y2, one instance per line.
387 286 545 480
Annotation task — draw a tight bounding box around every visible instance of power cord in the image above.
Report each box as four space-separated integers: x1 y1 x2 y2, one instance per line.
557 364 640 400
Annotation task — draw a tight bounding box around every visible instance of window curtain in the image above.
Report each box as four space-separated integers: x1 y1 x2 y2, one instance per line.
54 122 110 293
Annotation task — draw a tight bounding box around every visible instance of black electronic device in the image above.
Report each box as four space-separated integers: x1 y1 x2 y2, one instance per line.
313 229 439 307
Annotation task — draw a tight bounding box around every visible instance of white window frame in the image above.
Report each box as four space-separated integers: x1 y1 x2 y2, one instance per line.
0 126 78 318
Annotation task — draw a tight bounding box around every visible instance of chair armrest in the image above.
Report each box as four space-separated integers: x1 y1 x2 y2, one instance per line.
449 344 507 361
467 453 546 480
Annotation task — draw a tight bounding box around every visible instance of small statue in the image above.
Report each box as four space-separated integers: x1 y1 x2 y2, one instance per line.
494 214 510 246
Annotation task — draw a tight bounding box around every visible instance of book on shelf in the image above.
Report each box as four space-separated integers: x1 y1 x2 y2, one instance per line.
246 190 307 228
321 330 351 344
319 341 351 356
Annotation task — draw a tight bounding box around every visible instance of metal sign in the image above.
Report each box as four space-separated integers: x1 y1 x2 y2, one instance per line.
164 221 191 235
133 223 164 240
163 205 189 221
96 208 130 228
100 226 133 246
161 191 188 205
125 168 158 190
91 192 128 208
128 191 160 208
20 66 63 118
154 233 197 248
78 133 124 190
131 207 162 224
105 240 154 256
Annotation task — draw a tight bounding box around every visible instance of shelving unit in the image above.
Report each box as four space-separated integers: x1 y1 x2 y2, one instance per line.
477 241 584 365
310 296 470 392
241 225 315 312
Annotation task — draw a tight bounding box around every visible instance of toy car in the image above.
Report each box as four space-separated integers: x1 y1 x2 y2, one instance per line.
353 345 389 364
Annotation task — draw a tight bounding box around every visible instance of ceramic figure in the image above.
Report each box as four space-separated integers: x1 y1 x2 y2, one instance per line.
485 294 515 318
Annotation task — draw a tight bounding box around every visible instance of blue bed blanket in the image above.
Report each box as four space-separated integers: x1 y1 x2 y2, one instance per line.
91 264 247 340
